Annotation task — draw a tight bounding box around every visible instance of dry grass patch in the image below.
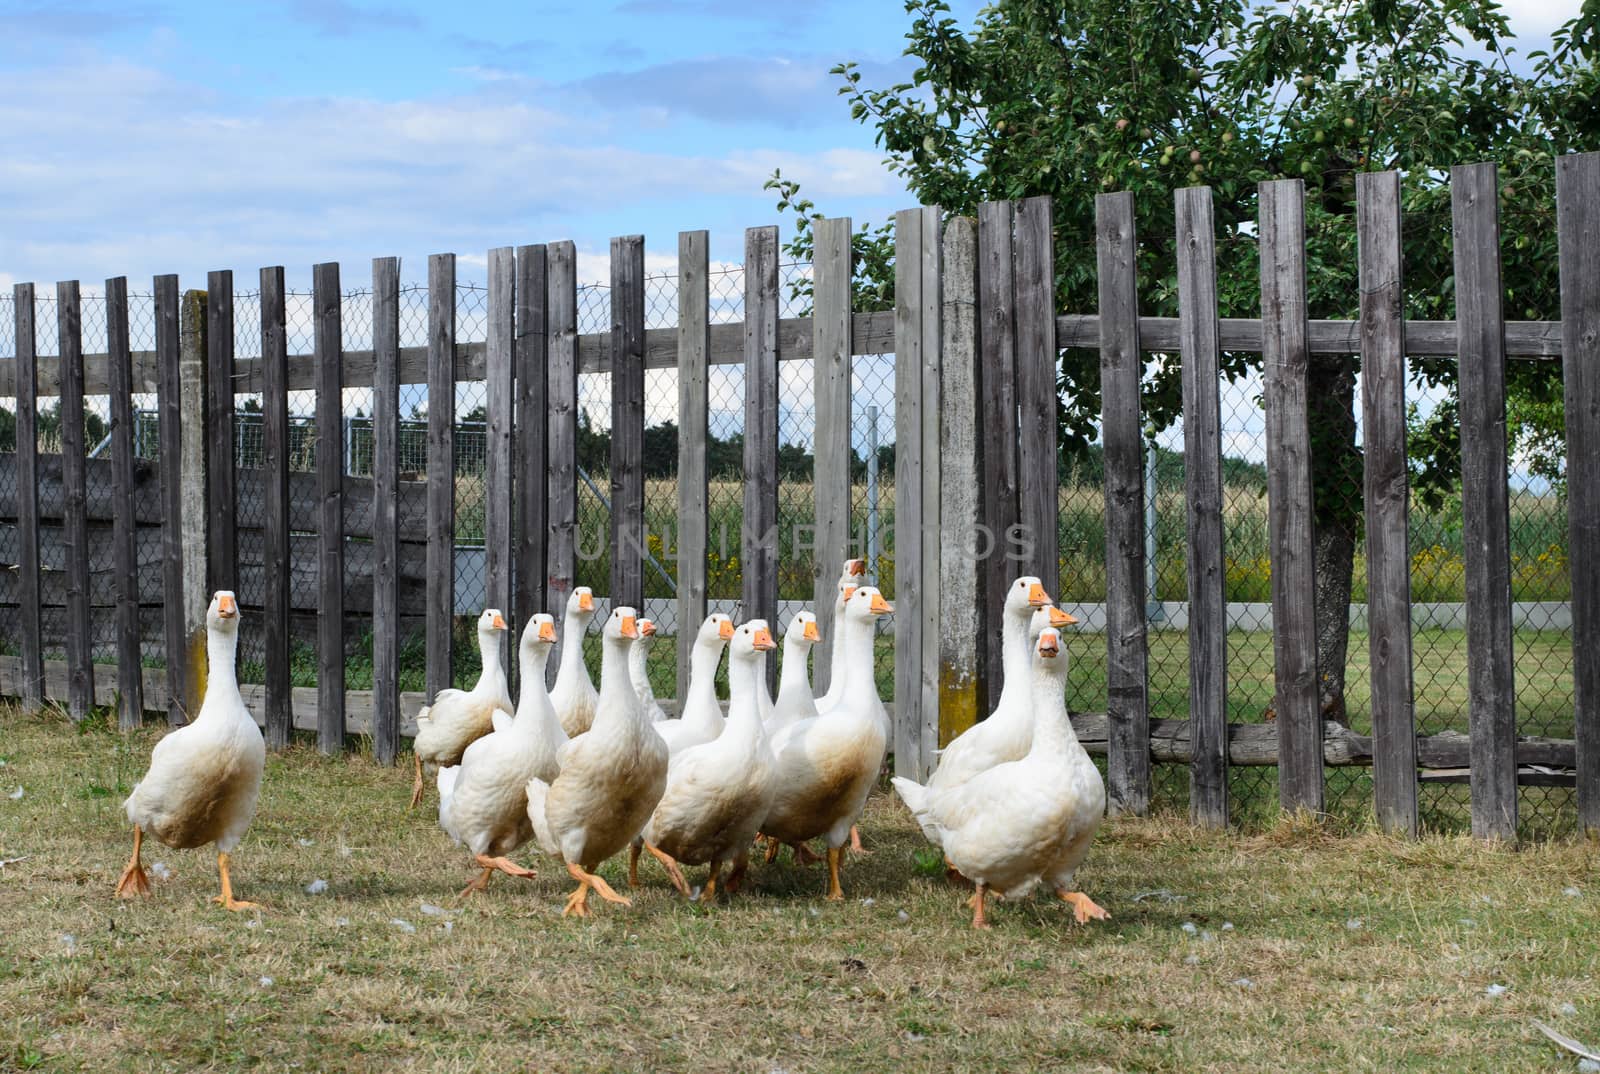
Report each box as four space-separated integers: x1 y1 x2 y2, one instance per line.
1 704 1598 1073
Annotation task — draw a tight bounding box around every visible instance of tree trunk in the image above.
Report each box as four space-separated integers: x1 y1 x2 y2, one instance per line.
1307 352 1362 723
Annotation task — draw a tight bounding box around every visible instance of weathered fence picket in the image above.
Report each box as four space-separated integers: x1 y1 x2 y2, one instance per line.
57 280 92 719
743 225 780 691
1357 170 1418 838
314 261 345 754
1176 185 1228 828
975 200 1019 705
106 275 143 730
545 241 578 685
675 230 709 701
485 247 515 624
811 216 852 694
514 244 549 646
426 253 456 699
371 256 401 765
206 270 236 594
259 267 292 750
155 275 186 723
1015 196 1059 592
13 282 43 712
610 234 646 614
1558 150 1600 835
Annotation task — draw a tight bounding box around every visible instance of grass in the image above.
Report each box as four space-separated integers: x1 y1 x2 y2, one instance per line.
2 705 1599 1072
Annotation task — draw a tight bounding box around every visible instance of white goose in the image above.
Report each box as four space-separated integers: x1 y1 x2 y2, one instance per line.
117 591 265 911
526 607 669 917
550 587 599 736
765 610 820 739
638 620 779 900
898 627 1108 929
759 586 892 900
814 557 867 710
629 618 668 724
656 613 734 755
920 578 1074 795
411 608 512 809
436 613 563 895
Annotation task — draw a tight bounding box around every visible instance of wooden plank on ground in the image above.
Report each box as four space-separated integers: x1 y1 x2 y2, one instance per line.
155 275 187 724
546 241 578 685
513 244 549 644
610 234 646 612
1176 186 1228 828
1096 191 1151 816
1357 170 1418 838
485 247 515 622
56 280 93 718
13 283 43 711
426 253 456 699
1014 195 1059 591
1559 150 1600 836
260 266 292 750
894 207 927 779
179 287 209 711
743 225 780 692
975 200 1019 702
370 256 400 765
106 276 143 728
206 270 236 592
676 230 710 702
812 216 853 694
314 261 345 753
938 215 982 745
1454 162 1517 841
1259 179 1324 815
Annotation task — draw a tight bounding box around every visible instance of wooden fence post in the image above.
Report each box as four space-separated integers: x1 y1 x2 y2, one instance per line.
1096 192 1151 816
259 266 292 750
426 253 456 699
57 280 93 718
371 256 401 764
1176 186 1229 828
546 242 578 685
975 201 1019 705
206 270 236 593
1357 170 1418 837
1453 162 1517 841
513 245 549 646
13 283 43 712
676 231 710 702
610 234 646 613
1259 179 1324 816
743 225 780 693
106 276 144 728
179 286 210 716
314 261 344 753
155 275 187 724
485 247 515 629
1558 150 1600 836
938 215 982 746
893 206 940 780
1014 196 1059 592
812 216 853 694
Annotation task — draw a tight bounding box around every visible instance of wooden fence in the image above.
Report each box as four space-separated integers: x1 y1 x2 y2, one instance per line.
1 153 1597 839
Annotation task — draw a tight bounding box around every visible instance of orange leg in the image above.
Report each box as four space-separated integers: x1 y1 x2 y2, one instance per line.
698 861 722 903
970 883 991 929
849 825 870 855
409 753 425 810
792 842 823 867
628 840 642 888
212 852 260 912
461 866 495 896
825 845 845 901
114 826 152 899
645 843 690 896
563 876 592 918
462 854 535 895
724 853 750 895
1054 889 1110 925
763 836 780 864
564 861 630 917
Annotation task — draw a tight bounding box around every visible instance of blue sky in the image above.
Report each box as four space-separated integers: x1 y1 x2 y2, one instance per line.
0 0 1577 293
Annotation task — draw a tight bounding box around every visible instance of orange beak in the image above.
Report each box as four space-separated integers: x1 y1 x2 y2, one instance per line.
869 593 893 615
847 558 867 577
640 619 657 637
753 628 777 651
217 593 237 618
1027 582 1049 607
538 620 557 643
578 591 594 612
491 613 507 631
718 619 735 640
620 615 638 639
1048 606 1078 627
1038 635 1060 658
802 620 820 642
841 586 857 602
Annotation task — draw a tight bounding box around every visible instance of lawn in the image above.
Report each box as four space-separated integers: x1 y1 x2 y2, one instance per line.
2 705 1598 1072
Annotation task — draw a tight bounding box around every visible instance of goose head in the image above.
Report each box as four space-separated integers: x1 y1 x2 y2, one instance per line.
565 586 597 621
787 610 821 647
1028 603 1078 642
477 607 509 638
603 605 641 642
1005 576 1051 621
1033 626 1070 683
637 618 658 650
207 590 241 632
731 618 778 664
521 612 558 653
842 585 894 624
697 613 735 647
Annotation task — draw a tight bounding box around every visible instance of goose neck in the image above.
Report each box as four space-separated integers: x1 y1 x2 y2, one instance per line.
1028 664 1078 756
724 655 767 746
515 646 553 726
201 626 240 714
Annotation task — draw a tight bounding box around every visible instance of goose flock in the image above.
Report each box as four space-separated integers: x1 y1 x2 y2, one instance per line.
113 564 1108 930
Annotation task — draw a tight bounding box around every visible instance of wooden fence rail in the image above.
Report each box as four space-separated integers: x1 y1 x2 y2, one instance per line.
2 151 1597 840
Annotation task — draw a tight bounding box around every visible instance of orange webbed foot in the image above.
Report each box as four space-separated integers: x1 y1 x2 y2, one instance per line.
1056 889 1110 924
115 861 152 899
